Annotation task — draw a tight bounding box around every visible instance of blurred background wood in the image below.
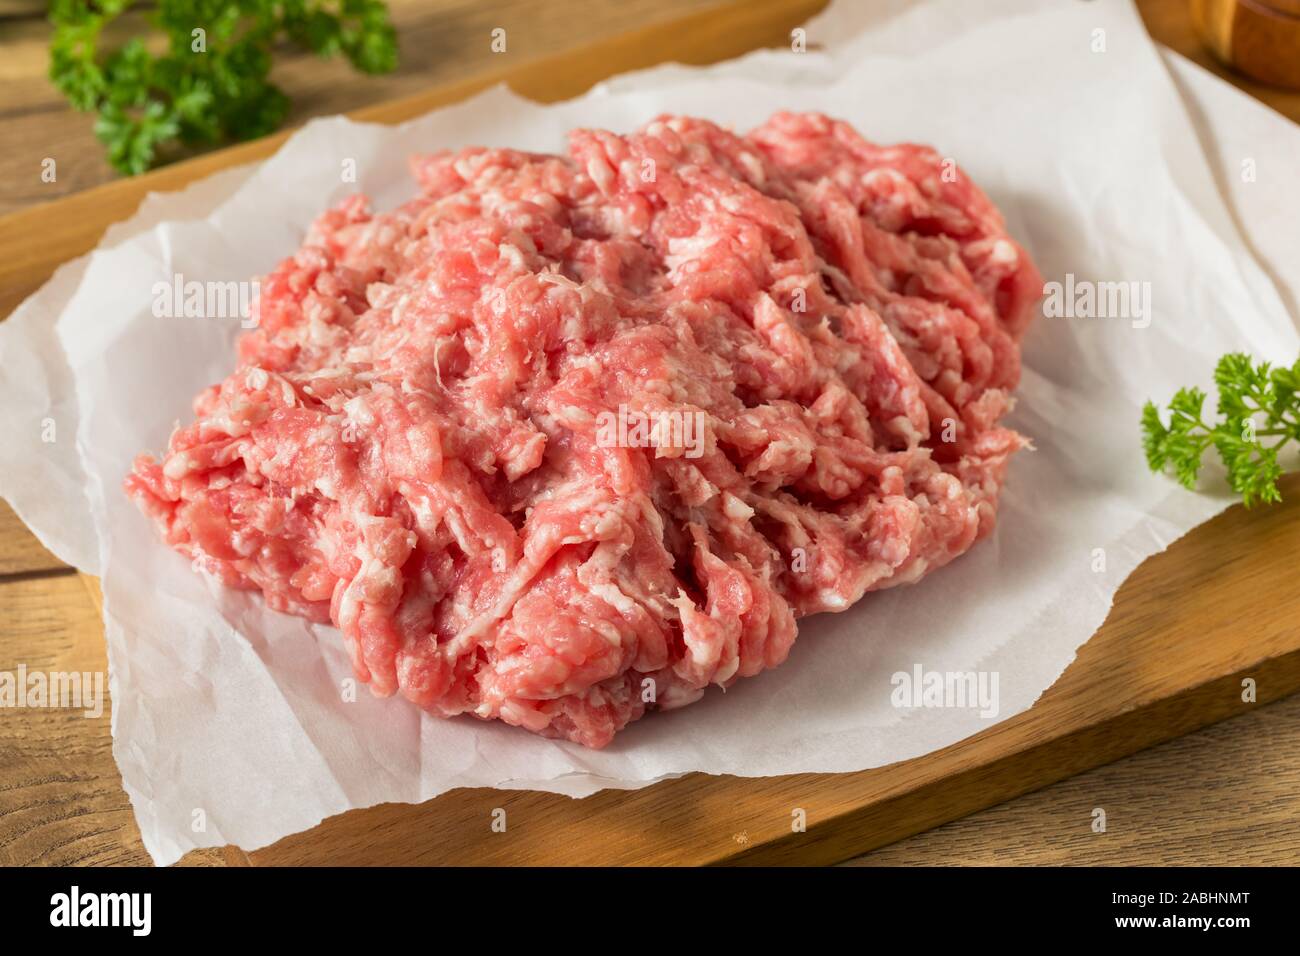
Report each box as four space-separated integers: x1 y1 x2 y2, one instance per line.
1145 0 1300 111
1191 0 1300 90
0 0 1297 867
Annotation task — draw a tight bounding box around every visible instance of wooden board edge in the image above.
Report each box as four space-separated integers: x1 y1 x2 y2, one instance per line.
0 501 69 576
81 572 102 613
724 654 1300 865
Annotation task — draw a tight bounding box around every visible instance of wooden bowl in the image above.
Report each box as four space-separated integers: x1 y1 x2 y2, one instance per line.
1191 0 1300 89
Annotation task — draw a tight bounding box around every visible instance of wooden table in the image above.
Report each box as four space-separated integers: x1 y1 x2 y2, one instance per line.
1 0 1297 867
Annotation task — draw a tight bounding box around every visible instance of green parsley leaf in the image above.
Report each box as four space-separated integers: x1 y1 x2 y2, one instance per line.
1143 352 1300 506
49 1 399 175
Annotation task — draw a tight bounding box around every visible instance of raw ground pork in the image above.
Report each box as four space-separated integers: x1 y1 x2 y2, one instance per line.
127 113 1042 748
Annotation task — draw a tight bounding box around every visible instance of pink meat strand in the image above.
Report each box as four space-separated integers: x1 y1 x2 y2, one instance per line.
126 113 1043 748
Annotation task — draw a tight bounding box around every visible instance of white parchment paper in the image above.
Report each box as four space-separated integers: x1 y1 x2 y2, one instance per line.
2 0 1298 864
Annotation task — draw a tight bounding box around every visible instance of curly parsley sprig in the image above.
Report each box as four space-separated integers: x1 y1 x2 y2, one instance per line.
1142 352 1300 507
49 0 398 175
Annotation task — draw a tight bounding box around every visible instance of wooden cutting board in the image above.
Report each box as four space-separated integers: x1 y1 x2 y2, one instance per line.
2 0 1299 867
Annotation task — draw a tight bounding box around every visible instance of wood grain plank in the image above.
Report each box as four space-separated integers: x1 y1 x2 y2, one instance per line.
0 501 66 576
0 573 247 866
0 574 148 866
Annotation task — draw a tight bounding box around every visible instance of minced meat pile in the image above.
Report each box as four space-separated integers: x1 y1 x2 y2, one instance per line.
126 113 1043 748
